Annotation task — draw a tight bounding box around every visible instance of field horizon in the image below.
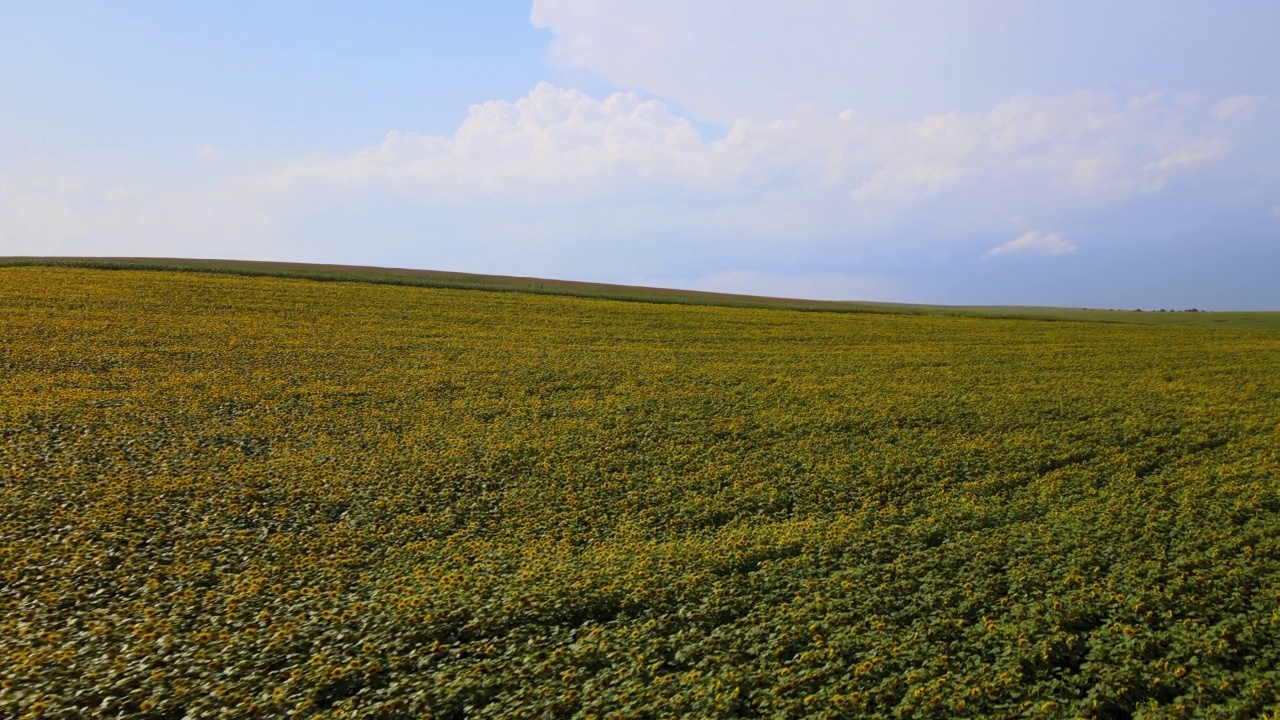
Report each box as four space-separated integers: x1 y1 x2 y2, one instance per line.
5 255 1280 330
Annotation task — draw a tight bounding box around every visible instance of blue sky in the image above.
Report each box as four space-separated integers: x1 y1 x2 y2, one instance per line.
3 1 1279 309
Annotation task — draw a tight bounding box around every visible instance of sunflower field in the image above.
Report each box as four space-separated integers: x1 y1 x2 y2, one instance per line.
2 266 1279 719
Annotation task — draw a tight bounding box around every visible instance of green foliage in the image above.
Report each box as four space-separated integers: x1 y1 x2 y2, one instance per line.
5 256 1280 329
2 267 1279 718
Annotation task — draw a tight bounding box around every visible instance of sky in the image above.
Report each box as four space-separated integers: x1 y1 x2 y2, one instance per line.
3 1 1279 309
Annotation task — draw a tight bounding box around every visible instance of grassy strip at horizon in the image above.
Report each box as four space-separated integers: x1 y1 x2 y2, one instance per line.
2 266 1279 718
5 256 1279 329
0 256 930 315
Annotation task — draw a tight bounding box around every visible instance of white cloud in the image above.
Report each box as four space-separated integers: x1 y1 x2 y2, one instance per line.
0 170 275 259
253 84 1256 239
1127 91 1165 110
197 145 222 159
4 81 1268 285
986 231 1077 257
250 83 713 203
1214 95 1261 119
1143 140 1227 174
529 1 1279 125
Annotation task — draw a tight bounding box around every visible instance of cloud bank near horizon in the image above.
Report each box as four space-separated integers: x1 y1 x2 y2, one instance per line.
259 85 1254 215
4 83 1276 306
8 84 1269 250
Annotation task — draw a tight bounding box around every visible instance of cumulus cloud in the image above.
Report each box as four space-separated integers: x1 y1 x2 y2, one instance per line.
1214 95 1262 119
251 83 708 202
6 80 1271 294
1142 140 1228 174
530 0 1280 124
986 231 1077 257
0 170 275 259
252 84 1260 239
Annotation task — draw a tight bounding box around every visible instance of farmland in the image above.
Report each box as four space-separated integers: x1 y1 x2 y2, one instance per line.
2 265 1279 718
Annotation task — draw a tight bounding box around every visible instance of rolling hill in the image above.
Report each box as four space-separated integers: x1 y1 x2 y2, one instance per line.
2 262 1279 718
